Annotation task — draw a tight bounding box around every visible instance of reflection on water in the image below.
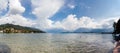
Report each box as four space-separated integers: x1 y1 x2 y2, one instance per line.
0 33 114 53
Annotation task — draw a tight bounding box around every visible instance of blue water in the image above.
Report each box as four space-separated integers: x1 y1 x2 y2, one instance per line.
0 33 114 53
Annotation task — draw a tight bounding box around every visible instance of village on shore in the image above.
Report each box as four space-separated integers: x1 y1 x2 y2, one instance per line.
0 23 45 33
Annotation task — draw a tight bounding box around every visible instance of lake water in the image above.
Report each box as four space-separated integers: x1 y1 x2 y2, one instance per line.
0 33 114 53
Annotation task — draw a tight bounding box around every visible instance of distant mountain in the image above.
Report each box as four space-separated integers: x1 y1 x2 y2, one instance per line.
0 23 45 33
47 28 67 33
47 28 113 33
74 28 92 33
74 28 113 33
90 28 113 33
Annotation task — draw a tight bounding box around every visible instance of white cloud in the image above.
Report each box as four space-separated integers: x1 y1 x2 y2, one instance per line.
0 14 35 27
67 4 75 9
59 14 79 31
8 0 25 14
53 14 98 31
0 0 8 13
51 14 119 31
0 0 34 27
32 0 64 18
31 0 64 29
35 18 54 29
99 17 119 28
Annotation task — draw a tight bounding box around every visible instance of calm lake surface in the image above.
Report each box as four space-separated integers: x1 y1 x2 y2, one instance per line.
0 33 114 53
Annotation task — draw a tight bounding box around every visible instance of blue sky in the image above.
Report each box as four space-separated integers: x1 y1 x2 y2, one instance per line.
0 0 120 32
15 0 120 20
50 0 120 20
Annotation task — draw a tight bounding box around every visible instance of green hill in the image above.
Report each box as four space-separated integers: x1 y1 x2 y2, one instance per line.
0 23 45 33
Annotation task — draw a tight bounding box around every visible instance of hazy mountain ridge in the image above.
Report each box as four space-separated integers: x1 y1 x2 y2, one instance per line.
74 28 113 33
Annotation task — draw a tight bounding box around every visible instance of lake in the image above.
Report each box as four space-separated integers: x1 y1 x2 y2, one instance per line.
0 33 114 53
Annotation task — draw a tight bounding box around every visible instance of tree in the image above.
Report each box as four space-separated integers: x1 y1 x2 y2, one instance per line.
113 19 120 34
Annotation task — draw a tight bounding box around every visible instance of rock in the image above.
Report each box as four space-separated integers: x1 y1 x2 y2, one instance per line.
0 44 11 53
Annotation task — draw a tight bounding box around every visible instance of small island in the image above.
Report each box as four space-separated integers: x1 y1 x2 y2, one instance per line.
0 23 45 33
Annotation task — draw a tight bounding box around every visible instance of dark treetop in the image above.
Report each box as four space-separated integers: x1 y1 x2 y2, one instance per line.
113 19 120 34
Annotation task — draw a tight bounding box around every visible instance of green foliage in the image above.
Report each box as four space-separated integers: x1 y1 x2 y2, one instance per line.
0 23 45 33
113 19 120 34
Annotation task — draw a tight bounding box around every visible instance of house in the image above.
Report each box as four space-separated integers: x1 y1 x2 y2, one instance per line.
0 31 3 33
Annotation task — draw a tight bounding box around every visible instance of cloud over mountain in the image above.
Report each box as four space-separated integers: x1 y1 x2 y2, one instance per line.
0 0 34 27
0 14 35 27
49 14 119 32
